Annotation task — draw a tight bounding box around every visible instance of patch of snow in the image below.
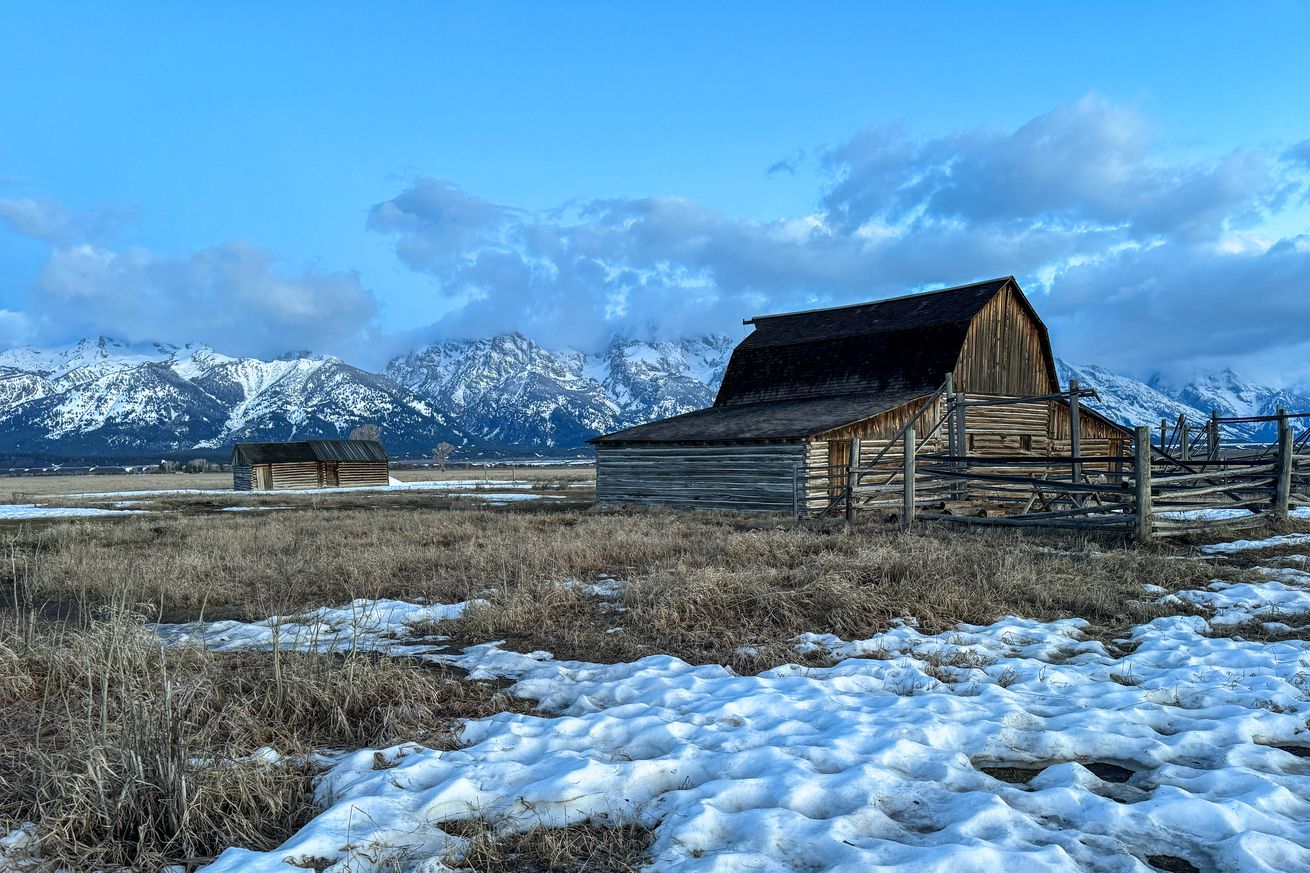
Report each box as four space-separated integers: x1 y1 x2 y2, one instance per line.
69 479 534 499
179 562 1310 873
0 504 145 520
1157 508 1254 521
155 598 478 657
1200 533 1310 555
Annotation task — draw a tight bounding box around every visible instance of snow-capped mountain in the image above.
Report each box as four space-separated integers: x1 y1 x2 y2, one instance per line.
0 338 470 460
1153 369 1310 442
0 333 1299 463
1058 359 1310 443
385 333 735 447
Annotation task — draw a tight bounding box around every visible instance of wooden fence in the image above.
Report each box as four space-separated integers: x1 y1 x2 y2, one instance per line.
795 403 1309 542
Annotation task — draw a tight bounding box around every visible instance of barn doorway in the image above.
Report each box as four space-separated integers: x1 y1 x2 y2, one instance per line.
322 462 339 488
827 440 851 498
253 465 272 490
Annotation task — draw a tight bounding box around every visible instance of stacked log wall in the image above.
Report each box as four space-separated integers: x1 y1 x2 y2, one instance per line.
596 443 805 512
337 461 390 488
268 461 322 490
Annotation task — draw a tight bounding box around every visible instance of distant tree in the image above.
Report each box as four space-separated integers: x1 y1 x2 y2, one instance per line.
432 441 456 470
350 423 381 441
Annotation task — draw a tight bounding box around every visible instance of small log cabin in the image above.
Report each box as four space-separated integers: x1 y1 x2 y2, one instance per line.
590 277 1130 513
230 439 390 491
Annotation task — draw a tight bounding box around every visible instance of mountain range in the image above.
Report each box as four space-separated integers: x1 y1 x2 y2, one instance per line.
0 334 1302 464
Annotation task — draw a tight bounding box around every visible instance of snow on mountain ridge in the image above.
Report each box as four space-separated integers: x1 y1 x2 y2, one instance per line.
383 332 735 447
0 333 1299 458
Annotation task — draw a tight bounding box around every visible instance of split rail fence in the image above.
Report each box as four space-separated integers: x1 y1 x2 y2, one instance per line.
794 391 1310 542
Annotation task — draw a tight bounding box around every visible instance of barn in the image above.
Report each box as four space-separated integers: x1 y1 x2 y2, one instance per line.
229 439 390 491
589 277 1130 513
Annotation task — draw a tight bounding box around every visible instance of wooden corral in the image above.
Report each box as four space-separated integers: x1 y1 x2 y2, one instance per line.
229 440 390 491
591 277 1132 513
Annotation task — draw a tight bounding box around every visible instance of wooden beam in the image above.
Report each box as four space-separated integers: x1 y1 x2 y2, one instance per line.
1275 407 1293 521
1134 426 1153 544
903 426 916 529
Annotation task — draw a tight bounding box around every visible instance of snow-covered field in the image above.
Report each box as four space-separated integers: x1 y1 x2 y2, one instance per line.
0 479 572 522
132 535 1310 873
0 503 145 520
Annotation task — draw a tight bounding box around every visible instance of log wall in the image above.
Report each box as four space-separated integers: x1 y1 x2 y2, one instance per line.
595 443 806 513
337 461 390 488
233 465 253 491
269 461 322 490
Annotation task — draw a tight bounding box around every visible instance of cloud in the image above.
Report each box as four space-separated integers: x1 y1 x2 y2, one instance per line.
27 241 377 359
0 197 139 245
373 95 1309 384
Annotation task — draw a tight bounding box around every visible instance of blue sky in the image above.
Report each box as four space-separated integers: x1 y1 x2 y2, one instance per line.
1 2 1308 383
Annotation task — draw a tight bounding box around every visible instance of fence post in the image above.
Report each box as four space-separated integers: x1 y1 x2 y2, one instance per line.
1134 426 1153 543
1208 411 1220 463
1178 414 1190 463
943 369 964 500
1160 418 1168 452
902 426 916 529
1275 408 1293 521
1069 378 1082 486
845 437 860 523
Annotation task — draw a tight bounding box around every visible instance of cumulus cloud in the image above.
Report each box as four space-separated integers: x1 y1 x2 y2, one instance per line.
373 95 1310 384
0 188 380 358
26 240 377 358
0 197 139 246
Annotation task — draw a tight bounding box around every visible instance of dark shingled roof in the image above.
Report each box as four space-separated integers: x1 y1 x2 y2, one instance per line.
229 439 389 465
715 277 1011 406
592 277 1016 444
593 392 932 443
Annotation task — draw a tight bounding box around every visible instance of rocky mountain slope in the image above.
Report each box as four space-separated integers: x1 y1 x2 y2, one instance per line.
0 334 1301 462
384 333 735 448
0 338 470 460
1057 359 1310 443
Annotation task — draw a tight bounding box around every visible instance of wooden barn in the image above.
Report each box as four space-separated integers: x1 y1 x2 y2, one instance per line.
590 277 1130 513
229 439 390 491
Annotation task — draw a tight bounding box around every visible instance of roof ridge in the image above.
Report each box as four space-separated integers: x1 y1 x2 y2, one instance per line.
745 276 1012 324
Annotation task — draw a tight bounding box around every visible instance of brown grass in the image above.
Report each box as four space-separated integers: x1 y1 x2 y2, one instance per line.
0 464 594 501
0 601 533 871
0 498 1301 868
444 820 651 873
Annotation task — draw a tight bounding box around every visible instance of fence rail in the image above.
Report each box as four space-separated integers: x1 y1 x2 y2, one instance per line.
795 395 1308 541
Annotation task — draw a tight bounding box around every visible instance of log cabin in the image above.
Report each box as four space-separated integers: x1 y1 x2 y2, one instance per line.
230 439 390 491
589 277 1130 513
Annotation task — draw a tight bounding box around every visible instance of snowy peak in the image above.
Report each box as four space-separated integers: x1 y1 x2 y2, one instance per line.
1058 359 1308 442
0 339 470 458
385 333 734 447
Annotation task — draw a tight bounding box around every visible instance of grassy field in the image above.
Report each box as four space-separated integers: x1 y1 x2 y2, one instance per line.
0 489 1306 870
0 464 592 500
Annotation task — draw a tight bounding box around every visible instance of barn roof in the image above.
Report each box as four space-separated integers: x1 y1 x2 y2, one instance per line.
592 277 1021 445
716 277 1012 406
229 439 389 465
593 391 931 443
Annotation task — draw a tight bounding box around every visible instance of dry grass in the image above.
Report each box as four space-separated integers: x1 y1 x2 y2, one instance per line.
0 464 594 501
449 521 1225 669
0 499 1300 868
0 600 532 871
444 820 651 872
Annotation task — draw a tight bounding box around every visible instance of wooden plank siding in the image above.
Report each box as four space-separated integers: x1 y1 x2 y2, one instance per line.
953 285 1057 396
233 465 253 491
596 443 805 513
